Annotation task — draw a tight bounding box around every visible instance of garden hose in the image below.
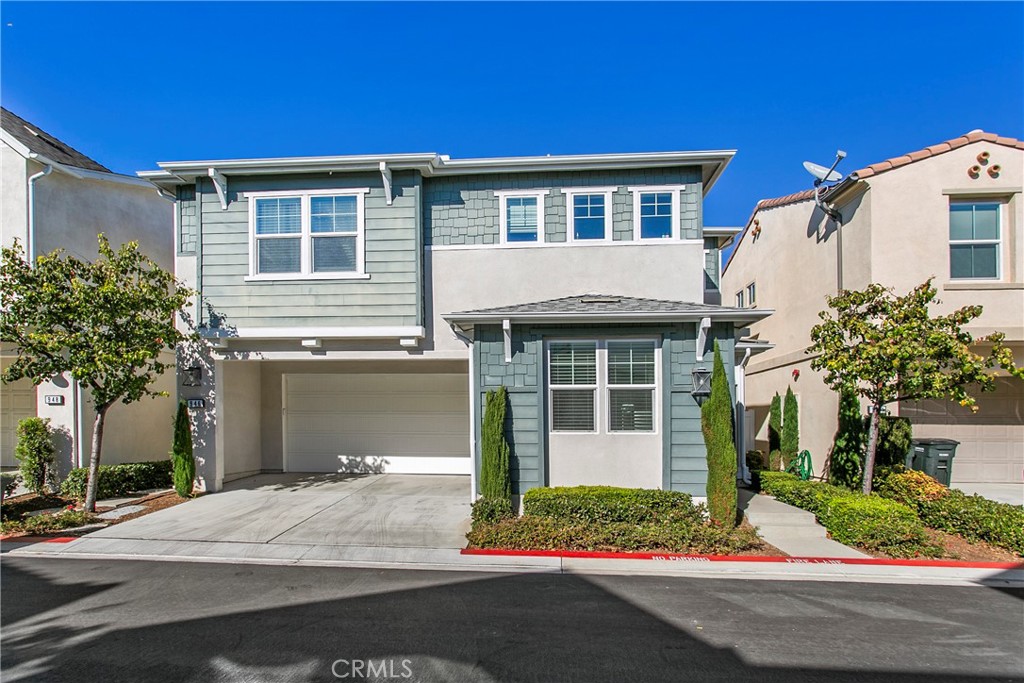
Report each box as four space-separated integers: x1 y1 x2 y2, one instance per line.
786 450 813 480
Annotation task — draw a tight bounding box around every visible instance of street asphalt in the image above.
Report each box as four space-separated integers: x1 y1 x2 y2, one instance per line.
1 557 1022 682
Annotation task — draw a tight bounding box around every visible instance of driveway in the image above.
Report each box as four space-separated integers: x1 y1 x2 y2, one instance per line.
87 473 472 549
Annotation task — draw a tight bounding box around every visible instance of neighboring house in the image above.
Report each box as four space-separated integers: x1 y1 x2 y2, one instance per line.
139 149 770 501
0 108 175 474
722 130 1024 484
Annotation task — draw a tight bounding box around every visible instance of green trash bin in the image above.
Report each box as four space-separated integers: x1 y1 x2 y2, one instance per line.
906 438 959 486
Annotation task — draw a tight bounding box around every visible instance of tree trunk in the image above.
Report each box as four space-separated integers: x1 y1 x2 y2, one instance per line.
862 405 881 495
83 405 108 512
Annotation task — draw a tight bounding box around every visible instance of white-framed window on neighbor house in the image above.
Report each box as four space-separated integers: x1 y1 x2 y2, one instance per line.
497 190 549 244
549 341 598 432
735 290 744 308
564 188 615 242
630 186 683 240
246 189 369 280
746 282 757 307
607 340 657 432
949 201 1001 280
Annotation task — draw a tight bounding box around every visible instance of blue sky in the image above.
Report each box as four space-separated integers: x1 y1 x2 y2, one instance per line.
2 2 1021 228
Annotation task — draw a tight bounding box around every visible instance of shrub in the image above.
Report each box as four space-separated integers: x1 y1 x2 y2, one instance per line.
21 509 97 534
818 496 934 558
523 486 704 527
171 401 195 497
15 417 56 494
745 450 765 471
1 472 21 503
781 387 799 470
61 461 172 501
702 341 737 527
768 393 782 470
917 491 1024 555
471 497 514 527
480 386 512 503
868 415 913 468
829 386 864 490
876 470 949 508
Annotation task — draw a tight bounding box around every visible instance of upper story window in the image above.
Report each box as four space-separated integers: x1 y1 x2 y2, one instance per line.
746 282 756 307
564 188 615 242
949 202 1000 280
497 190 549 244
735 290 744 308
630 186 684 240
246 189 369 281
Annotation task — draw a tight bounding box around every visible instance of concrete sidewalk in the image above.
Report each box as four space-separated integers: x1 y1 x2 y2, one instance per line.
953 483 1024 506
739 488 869 559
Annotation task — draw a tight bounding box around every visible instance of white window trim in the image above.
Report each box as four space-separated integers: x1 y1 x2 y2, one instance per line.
496 190 550 245
547 338 660 435
746 282 756 307
244 188 370 282
563 187 617 243
629 185 685 241
948 201 1002 282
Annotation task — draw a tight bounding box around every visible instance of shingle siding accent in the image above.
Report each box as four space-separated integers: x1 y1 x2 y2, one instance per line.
177 185 197 255
703 237 720 290
424 167 703 246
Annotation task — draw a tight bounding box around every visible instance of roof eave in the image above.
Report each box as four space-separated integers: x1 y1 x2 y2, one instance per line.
443 308 774 326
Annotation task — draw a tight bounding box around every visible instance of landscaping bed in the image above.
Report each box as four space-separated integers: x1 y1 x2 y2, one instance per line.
758 471 1024 561
466 486 782 556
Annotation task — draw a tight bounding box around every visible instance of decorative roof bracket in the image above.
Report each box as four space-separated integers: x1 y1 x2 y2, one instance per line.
208 167 228 210
696 316 711 363
380 161 393 206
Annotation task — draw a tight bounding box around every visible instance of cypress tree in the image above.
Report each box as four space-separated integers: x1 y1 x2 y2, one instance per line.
171 401 195 498
781 387 799 470
701 341 737 527
829 386 864 489
768 393 782 471
480 386 512 502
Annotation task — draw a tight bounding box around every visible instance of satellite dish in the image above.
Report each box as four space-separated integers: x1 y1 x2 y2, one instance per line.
803 161 843 182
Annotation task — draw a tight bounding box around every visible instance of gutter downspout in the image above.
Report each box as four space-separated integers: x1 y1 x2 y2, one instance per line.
27 163 53 263
450 324 477 503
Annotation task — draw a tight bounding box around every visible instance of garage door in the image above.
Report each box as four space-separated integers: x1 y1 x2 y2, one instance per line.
1 379 37 467
283 373 470 474
901 378 1024 483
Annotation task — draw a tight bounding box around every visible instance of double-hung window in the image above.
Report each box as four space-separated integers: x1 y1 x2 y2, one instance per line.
630 186 683 240
949 202 1001 280
497 191 549 243
549 342 597 432
746 282 757 307
607 341 656 432
564 188 615 241
735 290 744 308
247 189 368 280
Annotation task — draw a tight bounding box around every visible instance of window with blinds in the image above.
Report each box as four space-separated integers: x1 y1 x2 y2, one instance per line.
255 197 302 273
607 341 656 432
506 196 539 242
549 341 597 432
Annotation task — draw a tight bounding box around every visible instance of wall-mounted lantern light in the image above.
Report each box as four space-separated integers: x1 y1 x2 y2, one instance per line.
182 365 203 387
691 367 712 405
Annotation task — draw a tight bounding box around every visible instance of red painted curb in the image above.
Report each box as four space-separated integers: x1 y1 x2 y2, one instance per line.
460 548 1024 570
0 535 77 544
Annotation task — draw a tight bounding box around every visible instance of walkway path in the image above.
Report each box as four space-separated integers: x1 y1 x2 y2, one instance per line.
739 488 869 559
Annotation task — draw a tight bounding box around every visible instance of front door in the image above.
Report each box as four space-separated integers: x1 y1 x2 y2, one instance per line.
546 339 662 489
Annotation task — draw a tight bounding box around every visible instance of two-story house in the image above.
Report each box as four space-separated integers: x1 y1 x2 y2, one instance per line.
140 149 770 502
722 130 1024 484
1 108 175 474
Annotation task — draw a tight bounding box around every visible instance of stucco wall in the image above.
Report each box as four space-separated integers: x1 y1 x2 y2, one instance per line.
219 360 263 482
1 142 28 249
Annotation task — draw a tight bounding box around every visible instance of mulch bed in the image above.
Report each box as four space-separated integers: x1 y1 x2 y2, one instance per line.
103 490 193 525
857 528 1023 563
1 492 74 520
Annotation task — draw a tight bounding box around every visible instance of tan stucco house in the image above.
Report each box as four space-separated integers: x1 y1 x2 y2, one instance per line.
722 130 1024 484
1 108 175 475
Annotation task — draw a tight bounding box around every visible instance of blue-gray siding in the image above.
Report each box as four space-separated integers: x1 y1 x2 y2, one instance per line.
425 168 704 247
177 185 197 255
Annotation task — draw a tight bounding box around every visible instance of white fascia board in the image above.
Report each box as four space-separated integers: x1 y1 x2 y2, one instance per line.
435 150 736 174
154 153 441 177
22 150 156 190
201 325 426 340
703 226 743 236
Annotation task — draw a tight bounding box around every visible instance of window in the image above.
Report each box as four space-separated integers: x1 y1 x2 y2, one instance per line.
548 339 658 434
607 341 656 432
549 342 597 431
746 282 756 307
630 186 683 240
735 290 744 308
497 191 549 243
247 189 368 280
564 188 615 241
949 202 1000 279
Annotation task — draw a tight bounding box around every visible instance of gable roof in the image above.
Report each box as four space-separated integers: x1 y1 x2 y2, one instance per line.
1 107 111 173
723 130 1024 274
443 294 771 326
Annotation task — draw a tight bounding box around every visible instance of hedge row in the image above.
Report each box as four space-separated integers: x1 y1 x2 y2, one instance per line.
60 461 173 501
523 486 704 526
758 472 935 557
877 470 1024 555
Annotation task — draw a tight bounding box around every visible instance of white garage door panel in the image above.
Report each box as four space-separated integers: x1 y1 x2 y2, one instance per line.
284 373 470 474
1 380 36 467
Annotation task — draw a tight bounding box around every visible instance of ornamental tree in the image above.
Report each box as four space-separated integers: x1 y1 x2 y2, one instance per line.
1 236 195 511
701 341 737 527
767 393 782 471
781 387 799 470
809 279 1023 494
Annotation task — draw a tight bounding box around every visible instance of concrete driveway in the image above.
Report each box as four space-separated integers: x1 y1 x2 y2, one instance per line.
88 473 472 549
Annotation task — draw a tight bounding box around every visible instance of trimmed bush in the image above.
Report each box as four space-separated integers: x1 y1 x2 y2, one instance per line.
829 386 864 490
524 486 704 527
781 387 799 470
876 470 949 508
171 401 195 498
471 497 514 527
15 417 56 494
1 472 21 503
61 461 172 501
768 393 782 471
702 341 737 527
917 492 1024 555
480 386 512 503
869 415 913 468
